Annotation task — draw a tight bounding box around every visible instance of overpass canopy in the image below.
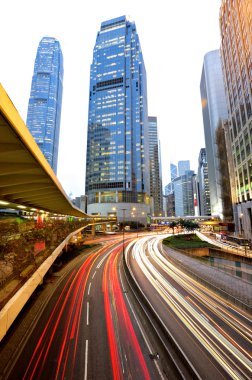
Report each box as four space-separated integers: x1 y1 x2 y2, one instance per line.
0 84 95 219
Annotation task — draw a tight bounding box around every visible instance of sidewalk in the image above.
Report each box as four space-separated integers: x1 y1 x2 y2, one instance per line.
197 231 252 259
162 244 252 313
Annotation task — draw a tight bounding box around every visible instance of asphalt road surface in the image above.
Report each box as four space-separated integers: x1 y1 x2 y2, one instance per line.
0 237 164 380
125 234 252 380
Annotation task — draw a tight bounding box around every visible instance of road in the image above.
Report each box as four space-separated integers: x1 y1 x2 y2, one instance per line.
0 237 164 380
125 234 252 380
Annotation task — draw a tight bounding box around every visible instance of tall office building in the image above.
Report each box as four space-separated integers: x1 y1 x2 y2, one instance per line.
178 160 190 176
173 170 195 217
27 37 63 174
220 0 252 238
148 116 163 216
170 163 177 181
85 16 150 223
197 148 211 216
200 49 230 219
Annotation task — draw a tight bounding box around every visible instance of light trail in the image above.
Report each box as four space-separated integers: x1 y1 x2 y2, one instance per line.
22 242 116 380
126 235 252 380
102 243 151 380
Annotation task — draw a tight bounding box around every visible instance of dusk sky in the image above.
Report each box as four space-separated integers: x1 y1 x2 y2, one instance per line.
0 0 222 197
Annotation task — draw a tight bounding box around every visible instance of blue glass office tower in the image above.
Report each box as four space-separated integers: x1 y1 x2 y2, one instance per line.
148 116 163 216
27 37 63 174
85 16 150 223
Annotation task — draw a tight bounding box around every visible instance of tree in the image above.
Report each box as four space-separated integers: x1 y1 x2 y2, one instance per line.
169 221 178 234
183 220 199 232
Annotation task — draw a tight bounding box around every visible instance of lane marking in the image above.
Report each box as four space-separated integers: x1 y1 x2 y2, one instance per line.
92 271 96 279
88 282 92 296
96 251 111 268
87 302 90 325
119 265 165 380
84 340 88 380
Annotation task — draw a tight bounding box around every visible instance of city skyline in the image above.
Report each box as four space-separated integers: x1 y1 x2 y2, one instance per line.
0 0 221 197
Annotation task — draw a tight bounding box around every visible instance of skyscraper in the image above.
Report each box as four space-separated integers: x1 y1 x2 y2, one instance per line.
148 116 163 216
220 0 252 238
170 163 177 182
178 160 190 176
173 170 195 217
197 148 211 216
85 16 150 223
27 37 63 174
200 49 230 218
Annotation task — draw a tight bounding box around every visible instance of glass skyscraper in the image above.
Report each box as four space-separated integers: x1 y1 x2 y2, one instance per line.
220 0 252 238
148 116 163 216
85 16 150 222
200 50 229 218
173 170 195 217
178 160 190 176
197 148 211 216
170 163 177 182
27 37 63 174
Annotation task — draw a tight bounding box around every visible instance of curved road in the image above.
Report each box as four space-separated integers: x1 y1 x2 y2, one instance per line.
125 234 252 380
0 237 163 380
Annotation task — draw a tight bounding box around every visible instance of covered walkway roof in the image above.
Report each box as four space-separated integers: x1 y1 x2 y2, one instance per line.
0 84 95 219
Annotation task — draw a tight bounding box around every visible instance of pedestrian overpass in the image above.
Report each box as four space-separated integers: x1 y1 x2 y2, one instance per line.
150 215 219 223
0 84 113 224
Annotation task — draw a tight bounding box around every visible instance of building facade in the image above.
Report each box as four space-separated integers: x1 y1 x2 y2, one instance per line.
85 16 150 223
27 37 63 174
197 148 211 216
220 0 252 238
72 195 87 212
200 49 229 219
178 160 190 176
148 116 163 216
170 163 178 181
173 171 195 217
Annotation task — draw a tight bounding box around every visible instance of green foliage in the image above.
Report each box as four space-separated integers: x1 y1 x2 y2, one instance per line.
182 220 200 231
163 234 214 249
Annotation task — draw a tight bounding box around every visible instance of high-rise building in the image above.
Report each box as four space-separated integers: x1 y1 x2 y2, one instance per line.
163 193 175 217
164 163 177 201
170 163 177 181
72 195 87 212
164 182 174 196
27 37 63 174
200 49 231 219
85 16 150 223
173 170 195 217
148 116 163 216
178 160 190 176
197 148 211 215
220 0 252 238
